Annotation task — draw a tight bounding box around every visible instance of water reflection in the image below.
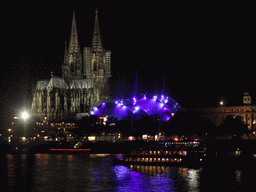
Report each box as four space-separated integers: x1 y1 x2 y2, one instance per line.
3 153 256 191
234 170 242 185
112 164 177 191
112 164 203 191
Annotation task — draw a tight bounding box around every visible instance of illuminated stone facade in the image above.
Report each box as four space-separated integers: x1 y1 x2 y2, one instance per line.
30 10 111 120
189 105 256 132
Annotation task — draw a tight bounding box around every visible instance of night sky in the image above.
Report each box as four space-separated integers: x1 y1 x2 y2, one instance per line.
1 2 255 129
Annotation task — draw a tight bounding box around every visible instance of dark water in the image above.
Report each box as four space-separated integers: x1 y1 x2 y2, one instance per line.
1 153 256 192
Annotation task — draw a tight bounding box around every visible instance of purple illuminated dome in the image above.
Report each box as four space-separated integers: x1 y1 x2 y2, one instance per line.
90 94 181 121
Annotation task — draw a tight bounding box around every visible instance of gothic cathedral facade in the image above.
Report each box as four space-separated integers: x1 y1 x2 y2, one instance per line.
30 10 111 121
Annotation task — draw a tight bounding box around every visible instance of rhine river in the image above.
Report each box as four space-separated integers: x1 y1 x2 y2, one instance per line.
1 153 255 192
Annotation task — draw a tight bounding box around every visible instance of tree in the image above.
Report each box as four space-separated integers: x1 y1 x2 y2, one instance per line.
217 115 250 138
162 111 211 138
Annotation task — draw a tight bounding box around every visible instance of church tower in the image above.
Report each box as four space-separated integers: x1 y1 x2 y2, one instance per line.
31 9 111 121
84 8 111 103
62 11 83 80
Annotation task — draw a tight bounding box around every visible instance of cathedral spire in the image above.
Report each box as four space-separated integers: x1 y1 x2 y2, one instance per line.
92 8 103 52
63 40 68 65
68 10 81 54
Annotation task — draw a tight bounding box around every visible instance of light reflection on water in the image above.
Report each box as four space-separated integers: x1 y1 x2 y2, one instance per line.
1 153 255 191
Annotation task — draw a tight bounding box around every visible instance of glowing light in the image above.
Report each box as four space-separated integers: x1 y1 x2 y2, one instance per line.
102 102 105 105
135 106 139 111
128 136 135 141
115 101 118 104
174 137 179 142
142 135 147 139
160 103 164 107
21 111 29 120
153 96 157 100
88 136 96 141
50 149 91 151
133 97 136 105
143 95 146 99
91 111 94 115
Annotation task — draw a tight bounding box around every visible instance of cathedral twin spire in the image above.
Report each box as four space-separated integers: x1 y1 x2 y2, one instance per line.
68 9 103 55
63 9 104 80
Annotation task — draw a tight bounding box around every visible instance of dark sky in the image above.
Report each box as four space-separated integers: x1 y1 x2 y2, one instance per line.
1 2 255 128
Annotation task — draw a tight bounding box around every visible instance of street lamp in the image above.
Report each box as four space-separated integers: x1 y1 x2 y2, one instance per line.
21 111 29 120
20 111 29 140
220 101 223 106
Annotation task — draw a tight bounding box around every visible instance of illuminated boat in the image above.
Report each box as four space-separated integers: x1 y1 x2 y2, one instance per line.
114 141 206 166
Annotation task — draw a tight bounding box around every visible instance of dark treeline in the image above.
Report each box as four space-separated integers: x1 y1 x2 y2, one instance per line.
4 112 251 141
75 112 251 139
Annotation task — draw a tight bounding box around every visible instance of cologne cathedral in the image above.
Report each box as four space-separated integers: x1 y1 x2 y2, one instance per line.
30 10 111 121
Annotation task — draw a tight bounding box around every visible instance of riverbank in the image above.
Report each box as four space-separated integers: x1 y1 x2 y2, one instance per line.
1 139 256 156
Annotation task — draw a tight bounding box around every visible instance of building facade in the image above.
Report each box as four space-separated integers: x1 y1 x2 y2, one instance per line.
30 10 111 121
189 93 256 133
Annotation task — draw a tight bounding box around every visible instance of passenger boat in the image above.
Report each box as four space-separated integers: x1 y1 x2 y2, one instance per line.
114 141 206 166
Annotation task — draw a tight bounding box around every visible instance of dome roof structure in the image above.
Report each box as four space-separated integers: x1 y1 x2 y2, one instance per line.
90 94 182 121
